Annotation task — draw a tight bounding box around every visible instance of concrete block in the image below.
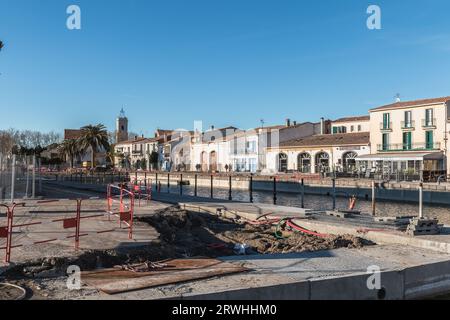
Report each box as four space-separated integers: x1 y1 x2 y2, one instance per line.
404 260 450 299
184 281 310 300
310 271 404 300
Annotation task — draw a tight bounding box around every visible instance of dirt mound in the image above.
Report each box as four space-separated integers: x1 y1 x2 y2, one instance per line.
140 206 372 256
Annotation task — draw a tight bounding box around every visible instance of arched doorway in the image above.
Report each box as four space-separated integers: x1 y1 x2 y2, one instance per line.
315 152 330 173
277 153 288 172
200 151 207 172
342 151 358 173
209 151 217 172
297 153 311 173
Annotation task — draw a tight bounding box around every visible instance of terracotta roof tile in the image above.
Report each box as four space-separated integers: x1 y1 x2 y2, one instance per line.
333 115 370 123
279 132 370 148
370 96 450 112
64 129 83 140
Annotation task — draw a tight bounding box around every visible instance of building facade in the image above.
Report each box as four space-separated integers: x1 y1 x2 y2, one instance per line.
356 96 450 181
331 115 370 134
266 132 370 174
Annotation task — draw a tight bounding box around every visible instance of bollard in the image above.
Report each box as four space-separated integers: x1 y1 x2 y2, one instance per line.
419 182 424 219
210 175 214 199
228 176 232 201
180 174 183 196
195 174 198 197
332 178 336 210
371 180 376 216
273 177 277 205
249 174 253 203
167 173 170 193
301 178 305 209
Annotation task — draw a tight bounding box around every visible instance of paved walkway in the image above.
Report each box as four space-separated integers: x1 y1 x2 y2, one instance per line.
0 198 167 266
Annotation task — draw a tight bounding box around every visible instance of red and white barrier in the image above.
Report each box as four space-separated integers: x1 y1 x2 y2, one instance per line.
0 190 135 263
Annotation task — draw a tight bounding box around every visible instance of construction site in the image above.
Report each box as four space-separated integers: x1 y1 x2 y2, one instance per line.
2 170 450 301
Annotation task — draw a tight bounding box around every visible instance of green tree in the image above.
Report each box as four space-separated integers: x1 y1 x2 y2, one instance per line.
58 139 80 168
140 158 147 170
149 151 159 170
78 124 110 169
0 41 4 52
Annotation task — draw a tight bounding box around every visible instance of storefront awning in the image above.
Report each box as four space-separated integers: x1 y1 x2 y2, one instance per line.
355 152 444 162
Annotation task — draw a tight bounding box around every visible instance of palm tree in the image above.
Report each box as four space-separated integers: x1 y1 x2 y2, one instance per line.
78 124 110 169
58 139 80 168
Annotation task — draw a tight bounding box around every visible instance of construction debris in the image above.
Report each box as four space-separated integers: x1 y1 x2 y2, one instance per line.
139 206 372 256
82 258 248 294
406 218 441 236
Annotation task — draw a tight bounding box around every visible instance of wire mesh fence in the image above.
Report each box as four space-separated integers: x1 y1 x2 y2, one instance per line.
0 153 39 203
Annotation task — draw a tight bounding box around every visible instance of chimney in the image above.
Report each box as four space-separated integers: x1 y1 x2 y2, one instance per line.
320 117 325 135
135 135 138 140
286 118 291 127
395 93 401 103
293 121 297 126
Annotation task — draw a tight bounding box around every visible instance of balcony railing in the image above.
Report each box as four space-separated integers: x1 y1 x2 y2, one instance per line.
377 142 441 152
422 118 437 128
379 122 392 131
132 150 143 155
401 120 415 130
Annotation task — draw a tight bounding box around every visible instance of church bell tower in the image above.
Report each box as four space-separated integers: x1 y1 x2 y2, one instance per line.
116 108 128 143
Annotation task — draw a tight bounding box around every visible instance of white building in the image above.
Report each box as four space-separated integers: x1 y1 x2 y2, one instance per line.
357 96 450 181
266 132 370 174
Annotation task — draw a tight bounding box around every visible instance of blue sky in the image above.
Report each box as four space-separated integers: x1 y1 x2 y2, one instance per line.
1 0 450 136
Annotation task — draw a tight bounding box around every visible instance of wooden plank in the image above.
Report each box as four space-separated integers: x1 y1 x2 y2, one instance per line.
82 259 248 294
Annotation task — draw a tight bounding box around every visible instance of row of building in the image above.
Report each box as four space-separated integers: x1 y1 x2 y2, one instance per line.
109 96 450 180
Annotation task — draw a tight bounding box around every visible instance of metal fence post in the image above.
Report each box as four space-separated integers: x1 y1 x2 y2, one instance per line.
210 175 214 199
228 175 232 201
371 180 376 216
32 155 36 199
419 182 424 219
167 173 170 193
180 174 183 196
301 178 305 209
10 154 16 204
195 174 198 197
249 174 253 203
273 177 277 205
332 178 336 210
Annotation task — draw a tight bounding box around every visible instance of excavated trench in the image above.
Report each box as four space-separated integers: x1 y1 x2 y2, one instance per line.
0 206 373 298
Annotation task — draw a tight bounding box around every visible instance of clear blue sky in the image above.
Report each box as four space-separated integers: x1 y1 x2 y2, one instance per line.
1 0 450 136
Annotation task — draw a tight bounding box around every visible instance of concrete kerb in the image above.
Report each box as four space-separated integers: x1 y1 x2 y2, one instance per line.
165 262 450 300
